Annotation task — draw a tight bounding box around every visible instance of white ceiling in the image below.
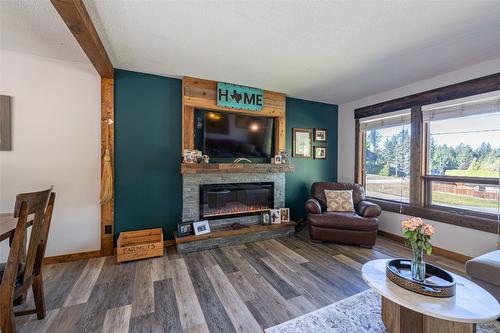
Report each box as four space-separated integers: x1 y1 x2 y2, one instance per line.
0 0 89 64
4 1 500 105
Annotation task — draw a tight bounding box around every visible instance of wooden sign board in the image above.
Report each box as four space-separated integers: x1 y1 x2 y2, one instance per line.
217 82 263 111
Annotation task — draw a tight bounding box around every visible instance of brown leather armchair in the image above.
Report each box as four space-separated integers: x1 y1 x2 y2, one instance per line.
305 182 381 248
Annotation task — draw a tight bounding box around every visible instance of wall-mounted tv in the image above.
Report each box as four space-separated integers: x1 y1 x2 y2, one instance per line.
201 111 274 159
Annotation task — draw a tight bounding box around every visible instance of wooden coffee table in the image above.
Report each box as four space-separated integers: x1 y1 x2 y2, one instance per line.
362 259 500 333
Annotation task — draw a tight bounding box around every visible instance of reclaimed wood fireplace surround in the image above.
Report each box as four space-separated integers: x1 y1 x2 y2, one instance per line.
176 77 296 252
48 0 302 261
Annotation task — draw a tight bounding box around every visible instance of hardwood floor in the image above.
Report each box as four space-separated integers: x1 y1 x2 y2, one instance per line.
15 232 465 333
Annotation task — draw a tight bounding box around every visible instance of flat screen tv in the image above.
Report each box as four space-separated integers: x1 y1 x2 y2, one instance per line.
203 111 274 159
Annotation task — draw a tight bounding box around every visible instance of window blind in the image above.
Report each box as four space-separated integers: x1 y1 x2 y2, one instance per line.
423 95 500 122
359 109 411 131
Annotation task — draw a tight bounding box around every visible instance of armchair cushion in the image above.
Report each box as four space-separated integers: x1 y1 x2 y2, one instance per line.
308 212 378 231
311 182 366 210
357 200 382 218
325 190 355 212
305 198 322 214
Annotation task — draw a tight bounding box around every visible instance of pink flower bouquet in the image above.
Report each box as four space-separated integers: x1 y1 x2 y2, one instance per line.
401 217 434 255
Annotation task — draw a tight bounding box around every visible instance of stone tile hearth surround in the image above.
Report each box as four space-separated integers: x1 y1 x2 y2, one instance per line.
182 172 285 228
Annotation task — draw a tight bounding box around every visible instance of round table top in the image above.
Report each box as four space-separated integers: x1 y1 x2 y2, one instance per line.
362 259 500 323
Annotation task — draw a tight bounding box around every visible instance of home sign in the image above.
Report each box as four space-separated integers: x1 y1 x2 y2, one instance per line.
217 82 264 111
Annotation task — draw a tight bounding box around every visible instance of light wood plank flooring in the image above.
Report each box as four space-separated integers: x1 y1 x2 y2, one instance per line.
15 232 465 333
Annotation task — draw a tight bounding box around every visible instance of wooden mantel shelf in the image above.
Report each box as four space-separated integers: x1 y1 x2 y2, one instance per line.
180 163 295 174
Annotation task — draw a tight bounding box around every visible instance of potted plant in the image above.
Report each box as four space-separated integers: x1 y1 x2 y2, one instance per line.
401 217 435 281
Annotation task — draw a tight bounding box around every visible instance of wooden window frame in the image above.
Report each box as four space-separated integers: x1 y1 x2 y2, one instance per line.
354 72 500 234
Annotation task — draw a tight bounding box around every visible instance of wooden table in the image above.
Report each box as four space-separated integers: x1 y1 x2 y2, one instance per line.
362 259 500 333
0 213 33 242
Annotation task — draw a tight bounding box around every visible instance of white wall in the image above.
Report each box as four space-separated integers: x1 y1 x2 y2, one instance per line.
0 50 101 257
338 57 500 258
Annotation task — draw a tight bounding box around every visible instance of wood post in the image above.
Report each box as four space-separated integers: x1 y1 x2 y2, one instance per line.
274 116 286 154
182 106 195 150
410 106 423 207
101 78 114 256
354 119 365 184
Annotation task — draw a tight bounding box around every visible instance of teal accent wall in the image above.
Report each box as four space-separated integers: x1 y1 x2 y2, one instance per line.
285 97 338 220
114 69 182 240
114 72 337 239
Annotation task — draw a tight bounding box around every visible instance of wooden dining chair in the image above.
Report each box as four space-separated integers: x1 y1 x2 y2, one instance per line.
0 201 29 333
20 192 56 319
0 187 53 333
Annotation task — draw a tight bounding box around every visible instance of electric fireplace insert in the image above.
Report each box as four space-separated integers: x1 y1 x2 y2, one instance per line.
199 182 274 220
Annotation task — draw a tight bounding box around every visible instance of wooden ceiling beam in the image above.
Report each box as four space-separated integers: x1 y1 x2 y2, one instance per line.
354 72 500 119
51 0 114 78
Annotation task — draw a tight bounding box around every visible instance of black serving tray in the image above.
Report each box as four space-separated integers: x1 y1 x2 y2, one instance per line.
386 259 456 298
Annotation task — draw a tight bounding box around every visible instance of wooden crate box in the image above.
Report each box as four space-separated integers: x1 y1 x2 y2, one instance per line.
117 228 163 263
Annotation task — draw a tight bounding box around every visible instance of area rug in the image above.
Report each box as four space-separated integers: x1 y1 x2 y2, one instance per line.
265 289 500 333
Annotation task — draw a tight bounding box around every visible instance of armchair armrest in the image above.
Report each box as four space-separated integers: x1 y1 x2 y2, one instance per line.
357 200 381 218
305 198 322 214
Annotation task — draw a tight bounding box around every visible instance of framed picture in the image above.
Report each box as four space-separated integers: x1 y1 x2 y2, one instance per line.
280 151 289 164
193 220 211 235
292 128 312 158
280 208 290 223
274 155 282 164
0 96 12 151
183 149 202 163
314 146 327 159
261 211 270 225
177 221 193 237
314 128 327 142
270 209 281 224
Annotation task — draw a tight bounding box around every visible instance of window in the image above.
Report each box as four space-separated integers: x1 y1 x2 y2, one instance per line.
428 181 499 214
423 96 500 215
355 78 500 233
360 110 411 202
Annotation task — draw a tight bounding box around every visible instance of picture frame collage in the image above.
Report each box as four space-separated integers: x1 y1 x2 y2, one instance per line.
273 151 289 165
292 127 327 160
261 208 290 225
177 219 211 237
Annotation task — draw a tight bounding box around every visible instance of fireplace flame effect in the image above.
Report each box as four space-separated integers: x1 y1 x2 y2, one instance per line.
202 203 269 217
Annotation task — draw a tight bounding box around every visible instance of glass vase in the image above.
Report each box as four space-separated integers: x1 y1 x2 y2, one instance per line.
411 245 426 281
